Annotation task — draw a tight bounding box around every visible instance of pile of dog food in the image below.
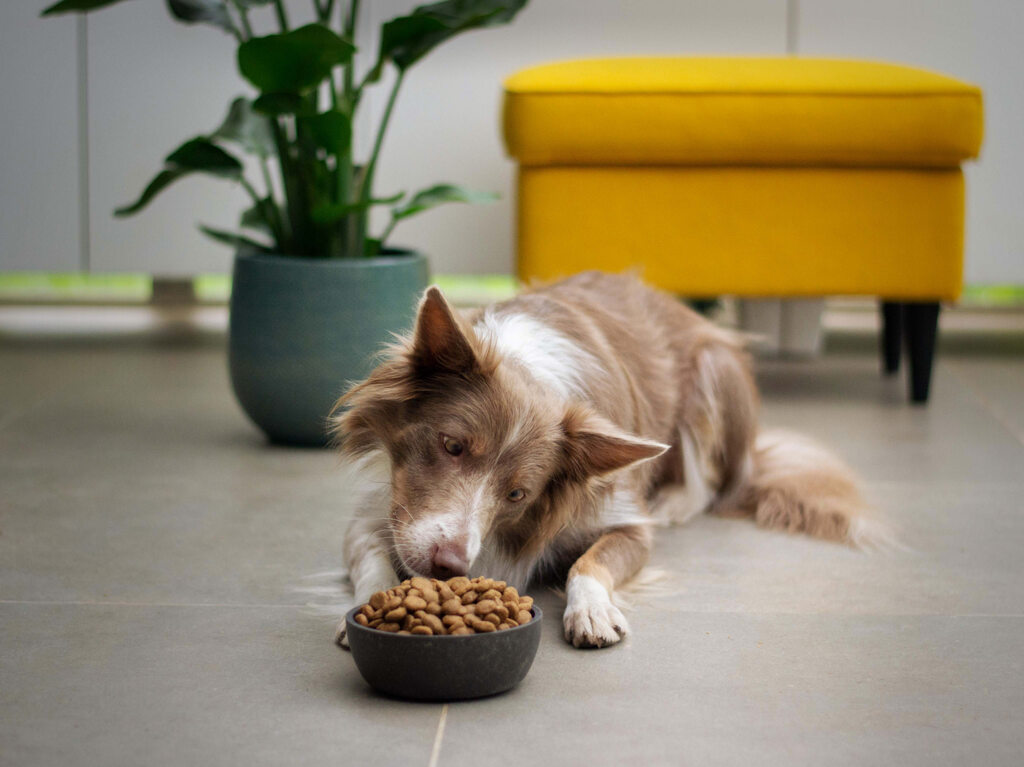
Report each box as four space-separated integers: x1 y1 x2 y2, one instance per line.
353 576 534 635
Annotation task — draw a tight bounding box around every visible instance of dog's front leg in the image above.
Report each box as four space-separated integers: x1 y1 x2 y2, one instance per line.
564 523 652 649
335 508 400 649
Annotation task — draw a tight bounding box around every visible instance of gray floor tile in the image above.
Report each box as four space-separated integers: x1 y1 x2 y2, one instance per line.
2 326 1023 766
438 607 1024 767
0 604 442 767
946 357 1024 446
640 481 1024 618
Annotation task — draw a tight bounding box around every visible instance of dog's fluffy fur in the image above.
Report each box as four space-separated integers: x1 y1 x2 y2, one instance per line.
332 272 880 648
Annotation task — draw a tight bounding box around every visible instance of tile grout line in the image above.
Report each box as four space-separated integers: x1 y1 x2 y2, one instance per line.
1 601 1023 619
0 600 312 608
427 704 448 767
944 361 1024 448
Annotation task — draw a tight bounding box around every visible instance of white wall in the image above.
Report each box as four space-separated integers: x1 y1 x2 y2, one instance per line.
0 0 1020 283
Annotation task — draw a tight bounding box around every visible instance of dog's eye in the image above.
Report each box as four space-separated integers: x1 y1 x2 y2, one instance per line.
442 436 464 457
507 488 526 502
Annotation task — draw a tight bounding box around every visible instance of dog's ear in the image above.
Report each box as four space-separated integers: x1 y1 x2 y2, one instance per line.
560 406 669 481
411 286 479 375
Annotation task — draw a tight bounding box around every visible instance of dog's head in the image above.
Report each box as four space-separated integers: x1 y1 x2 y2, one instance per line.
333 287 665 579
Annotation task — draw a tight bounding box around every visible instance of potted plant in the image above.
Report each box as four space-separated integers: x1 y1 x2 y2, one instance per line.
43 0 528 445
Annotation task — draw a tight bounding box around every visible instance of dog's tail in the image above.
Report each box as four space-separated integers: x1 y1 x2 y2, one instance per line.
722 429 896 549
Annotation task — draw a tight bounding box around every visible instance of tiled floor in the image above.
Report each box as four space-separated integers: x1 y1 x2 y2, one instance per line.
1 309 1023 766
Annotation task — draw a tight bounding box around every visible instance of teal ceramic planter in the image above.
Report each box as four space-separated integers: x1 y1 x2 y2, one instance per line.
229 249 429 446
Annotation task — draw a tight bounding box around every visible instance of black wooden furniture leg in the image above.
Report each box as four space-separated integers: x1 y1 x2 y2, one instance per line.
880 301 903 375
904 302 940 404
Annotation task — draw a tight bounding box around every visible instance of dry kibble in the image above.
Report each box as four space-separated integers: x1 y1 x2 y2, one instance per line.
474 599 498 615
403 595 427 611
421 614 445 634
442 598 462 614
356 576 537 637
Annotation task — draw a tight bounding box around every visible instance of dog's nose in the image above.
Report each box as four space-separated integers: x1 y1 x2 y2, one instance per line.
430 543 469 579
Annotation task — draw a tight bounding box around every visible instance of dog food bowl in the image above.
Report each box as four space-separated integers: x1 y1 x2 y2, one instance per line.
345 605 543 701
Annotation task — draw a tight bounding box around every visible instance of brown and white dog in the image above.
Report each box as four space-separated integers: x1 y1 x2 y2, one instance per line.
332 272 882 649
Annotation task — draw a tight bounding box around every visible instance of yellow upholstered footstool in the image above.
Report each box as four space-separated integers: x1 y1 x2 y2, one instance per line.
502 58 984 402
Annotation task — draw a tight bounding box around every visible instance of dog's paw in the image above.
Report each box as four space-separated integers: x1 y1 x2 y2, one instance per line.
563 601 630 648
334 619 350 651
563 574 630 649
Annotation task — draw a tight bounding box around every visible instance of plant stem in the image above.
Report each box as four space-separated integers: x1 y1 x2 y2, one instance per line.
273 0 289 31
270 118 307 254
358 70 403 207
343 0 359 101
378 214 398 249
229 0 253 39
258 154 289 251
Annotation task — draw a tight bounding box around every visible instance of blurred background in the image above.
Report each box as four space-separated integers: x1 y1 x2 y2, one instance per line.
1 0 1020 292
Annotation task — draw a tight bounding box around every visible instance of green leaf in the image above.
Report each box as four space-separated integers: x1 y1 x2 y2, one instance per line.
211 98 275 156
252 93 315 116
114 168 191 217
199 225 274 252
240 198 275 233
310 192 405 225
364 238 382 257
41 0 131 15
166 137 243 176
238 23 355 94
379 0 528 71
390 183 497 222
299 110 351 156
166 0 234 34
114 137 243 216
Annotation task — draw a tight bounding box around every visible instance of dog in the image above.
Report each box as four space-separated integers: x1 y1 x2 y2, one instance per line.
332 271 882 649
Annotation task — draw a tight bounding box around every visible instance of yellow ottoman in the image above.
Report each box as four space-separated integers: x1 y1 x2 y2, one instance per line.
502 57 984 402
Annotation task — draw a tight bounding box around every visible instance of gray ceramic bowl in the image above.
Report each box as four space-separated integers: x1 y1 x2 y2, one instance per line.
345 605 543 701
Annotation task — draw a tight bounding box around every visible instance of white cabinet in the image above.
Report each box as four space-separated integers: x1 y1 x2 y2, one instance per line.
86 0 253 277
1 1 1020 282
0 3 81 272
798 0 1024 284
